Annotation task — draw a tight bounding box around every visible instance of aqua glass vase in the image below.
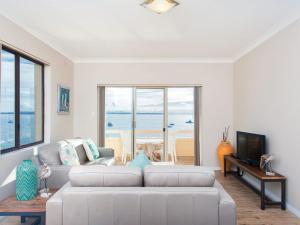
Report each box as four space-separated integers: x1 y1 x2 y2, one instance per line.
16 160 38 201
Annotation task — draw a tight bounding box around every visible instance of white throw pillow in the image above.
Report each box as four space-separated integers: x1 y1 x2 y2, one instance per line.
59 142 80 166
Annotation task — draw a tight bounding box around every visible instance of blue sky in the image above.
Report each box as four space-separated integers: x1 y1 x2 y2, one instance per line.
105 87 194 114
0 50 37 113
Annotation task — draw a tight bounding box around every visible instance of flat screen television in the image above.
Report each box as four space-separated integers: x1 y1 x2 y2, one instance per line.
237 131 266 166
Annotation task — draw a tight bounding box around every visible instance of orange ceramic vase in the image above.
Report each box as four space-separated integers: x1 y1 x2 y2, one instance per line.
217 141 234 173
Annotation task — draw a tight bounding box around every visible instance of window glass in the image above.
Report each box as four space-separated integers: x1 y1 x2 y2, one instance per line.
0 50 15 150
20 57 43 146
0 47 44 153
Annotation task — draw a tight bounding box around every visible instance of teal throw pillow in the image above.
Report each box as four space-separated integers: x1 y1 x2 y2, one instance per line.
87 139 100 159
83 138 100 161
129 150 151 170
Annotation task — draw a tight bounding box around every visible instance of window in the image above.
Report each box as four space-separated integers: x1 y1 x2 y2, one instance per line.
0 46 44 153
0 50 15 150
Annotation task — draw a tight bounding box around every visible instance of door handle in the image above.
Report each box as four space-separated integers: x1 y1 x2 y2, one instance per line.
163 128 166 132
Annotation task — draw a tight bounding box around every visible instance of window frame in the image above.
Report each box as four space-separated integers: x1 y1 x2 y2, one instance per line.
1 45 45 154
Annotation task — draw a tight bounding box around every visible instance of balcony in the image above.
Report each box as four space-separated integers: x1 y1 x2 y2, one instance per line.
105 129 195 165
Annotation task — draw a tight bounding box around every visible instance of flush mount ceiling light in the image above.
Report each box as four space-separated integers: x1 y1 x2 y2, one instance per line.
141 0 179 14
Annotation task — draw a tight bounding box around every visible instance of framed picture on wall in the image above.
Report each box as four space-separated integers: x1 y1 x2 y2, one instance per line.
57 85 70 114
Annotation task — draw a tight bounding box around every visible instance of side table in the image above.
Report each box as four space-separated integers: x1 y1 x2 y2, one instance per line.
0 190 57 225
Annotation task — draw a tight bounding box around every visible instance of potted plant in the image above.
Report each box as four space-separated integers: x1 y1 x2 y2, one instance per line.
217 126 233 173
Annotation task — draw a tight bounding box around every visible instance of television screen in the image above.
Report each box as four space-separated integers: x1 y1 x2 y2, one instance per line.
237 131 265 166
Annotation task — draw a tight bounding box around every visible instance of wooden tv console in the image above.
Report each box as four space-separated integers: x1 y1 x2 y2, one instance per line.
224 155 286 210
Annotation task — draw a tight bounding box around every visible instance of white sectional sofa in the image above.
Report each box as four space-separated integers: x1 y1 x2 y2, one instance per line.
46 165 236 225
33 138 115 188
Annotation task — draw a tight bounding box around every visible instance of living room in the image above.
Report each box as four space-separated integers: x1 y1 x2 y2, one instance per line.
0 1 300 225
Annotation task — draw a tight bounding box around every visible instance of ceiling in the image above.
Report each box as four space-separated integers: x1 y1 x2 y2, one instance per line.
0 0 300 62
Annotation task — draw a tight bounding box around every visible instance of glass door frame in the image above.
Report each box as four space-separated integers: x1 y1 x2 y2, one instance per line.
133 87 168 161
99 85 201 165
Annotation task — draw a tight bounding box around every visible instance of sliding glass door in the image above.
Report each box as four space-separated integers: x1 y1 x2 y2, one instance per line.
104 88 133 163
167 88 195 165
135 88 165 162
102 86 199 165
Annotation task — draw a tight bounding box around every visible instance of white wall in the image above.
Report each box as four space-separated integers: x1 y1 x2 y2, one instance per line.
74 62 233 167
0 15 73 200
234 19 300 215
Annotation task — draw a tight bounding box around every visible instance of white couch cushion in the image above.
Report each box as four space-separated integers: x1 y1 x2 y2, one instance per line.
69 166 142 187
62 187 220 225
38 143 62 165
144 165 215 187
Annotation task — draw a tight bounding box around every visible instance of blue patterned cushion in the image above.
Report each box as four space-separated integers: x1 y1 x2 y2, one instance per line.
83 139 100 161
59 142 80 166
129 151 151 170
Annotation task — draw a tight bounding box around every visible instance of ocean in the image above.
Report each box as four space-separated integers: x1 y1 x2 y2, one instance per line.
0 112 36 150
106 113 194 138
0 112 194 150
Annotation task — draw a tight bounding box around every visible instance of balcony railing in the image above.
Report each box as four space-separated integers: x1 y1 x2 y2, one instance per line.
105 129 194 165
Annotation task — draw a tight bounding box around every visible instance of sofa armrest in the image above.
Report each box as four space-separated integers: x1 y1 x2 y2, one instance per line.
46 182 71 225
47 165 72 189
31 155 42 167
98 147 115 158
214 180 236 225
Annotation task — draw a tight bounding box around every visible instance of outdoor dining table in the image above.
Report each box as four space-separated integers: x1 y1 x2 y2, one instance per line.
136 138 163 161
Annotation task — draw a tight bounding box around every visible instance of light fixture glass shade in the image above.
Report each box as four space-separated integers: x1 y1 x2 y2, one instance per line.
141 0 179 14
